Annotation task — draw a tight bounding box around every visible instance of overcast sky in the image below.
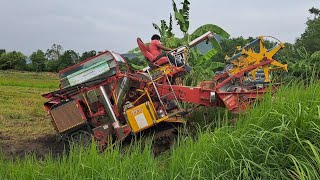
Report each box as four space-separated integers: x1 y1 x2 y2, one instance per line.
0 0 318 55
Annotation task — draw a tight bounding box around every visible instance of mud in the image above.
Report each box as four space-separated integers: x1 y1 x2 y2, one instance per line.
0 133 67 159
0 123 182 159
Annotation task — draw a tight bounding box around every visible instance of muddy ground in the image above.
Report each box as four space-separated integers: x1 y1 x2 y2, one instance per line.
0 132 66 159
0 124 182 159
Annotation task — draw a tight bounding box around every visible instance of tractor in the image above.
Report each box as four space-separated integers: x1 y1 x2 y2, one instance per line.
42 32 287 147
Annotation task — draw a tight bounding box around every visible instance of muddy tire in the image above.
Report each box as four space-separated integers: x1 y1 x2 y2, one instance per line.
152 127 178 155
68 130 92 148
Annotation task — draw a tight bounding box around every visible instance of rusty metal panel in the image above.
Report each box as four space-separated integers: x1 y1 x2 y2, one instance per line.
51 100 86 133
92 124 111 145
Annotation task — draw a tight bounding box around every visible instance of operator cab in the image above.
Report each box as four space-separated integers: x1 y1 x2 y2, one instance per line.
188 31 220 58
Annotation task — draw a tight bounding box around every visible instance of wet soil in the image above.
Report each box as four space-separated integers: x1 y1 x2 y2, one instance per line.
0 123 182 159
0 132 66 159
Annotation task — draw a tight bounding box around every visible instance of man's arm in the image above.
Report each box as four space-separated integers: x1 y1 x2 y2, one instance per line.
156 44 173 51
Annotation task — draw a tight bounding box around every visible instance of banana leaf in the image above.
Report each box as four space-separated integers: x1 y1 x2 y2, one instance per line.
203 48 219 61
190 24 230 39
165 37 184 48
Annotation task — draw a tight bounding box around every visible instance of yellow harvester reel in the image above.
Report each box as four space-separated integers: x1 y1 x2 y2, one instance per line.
225 36 288 82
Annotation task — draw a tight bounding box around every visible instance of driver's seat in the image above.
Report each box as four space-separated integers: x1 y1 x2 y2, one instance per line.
137 38 169 67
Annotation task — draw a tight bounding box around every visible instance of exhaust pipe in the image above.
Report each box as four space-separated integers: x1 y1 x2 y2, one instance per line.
99 85 126 139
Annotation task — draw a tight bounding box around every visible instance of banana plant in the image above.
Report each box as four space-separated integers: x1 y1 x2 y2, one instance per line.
133 0 230 77
288 47 314 78
172 0 190 35
152 14 175 45
184 46 225 86
171 0 229 59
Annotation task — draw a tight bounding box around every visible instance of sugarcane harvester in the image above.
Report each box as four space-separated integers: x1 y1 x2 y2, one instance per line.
42 32 288 146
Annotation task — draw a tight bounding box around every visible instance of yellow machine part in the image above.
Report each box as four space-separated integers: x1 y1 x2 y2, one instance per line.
226 36 288 82
152 64 175 77
155 64 171 73
125 99 186 133
151 63 185 78
125 101 158 133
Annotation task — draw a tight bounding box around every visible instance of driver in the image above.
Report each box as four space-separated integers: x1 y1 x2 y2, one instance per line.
149 34 175 66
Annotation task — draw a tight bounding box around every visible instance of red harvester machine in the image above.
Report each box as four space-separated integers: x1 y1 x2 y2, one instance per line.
42 32 287 147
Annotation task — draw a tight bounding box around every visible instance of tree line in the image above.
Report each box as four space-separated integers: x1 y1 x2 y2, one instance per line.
0 45 98 72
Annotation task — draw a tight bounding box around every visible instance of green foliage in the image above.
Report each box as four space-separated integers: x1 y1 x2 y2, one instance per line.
0 49 5 56
185 60 224 86
57 50 80 71
43 44 64 72
123 54 147 71
182 36 255 86
167 80 320 179
172 0 190 34
44 59 59 72
152 14 175 44
42 44 81 72
30 50 47 72
276 45 320 80
31 45 94 72
152 1 228 86
45 44 63 61
162 36 183 48
80 50 97 61
311 50 320 64
0 51 26 70
190 24 230 40
123 49 148 71
296 7 320 54
310 7 320 16
189 24 230 60
203 48 219 61
143 1 229 78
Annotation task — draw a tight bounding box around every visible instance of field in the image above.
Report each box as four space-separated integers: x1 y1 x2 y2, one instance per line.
0 71 64 157
0 71 320 179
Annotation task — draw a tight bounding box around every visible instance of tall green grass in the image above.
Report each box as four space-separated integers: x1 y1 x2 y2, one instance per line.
168 80 320 179
1 79 319 179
